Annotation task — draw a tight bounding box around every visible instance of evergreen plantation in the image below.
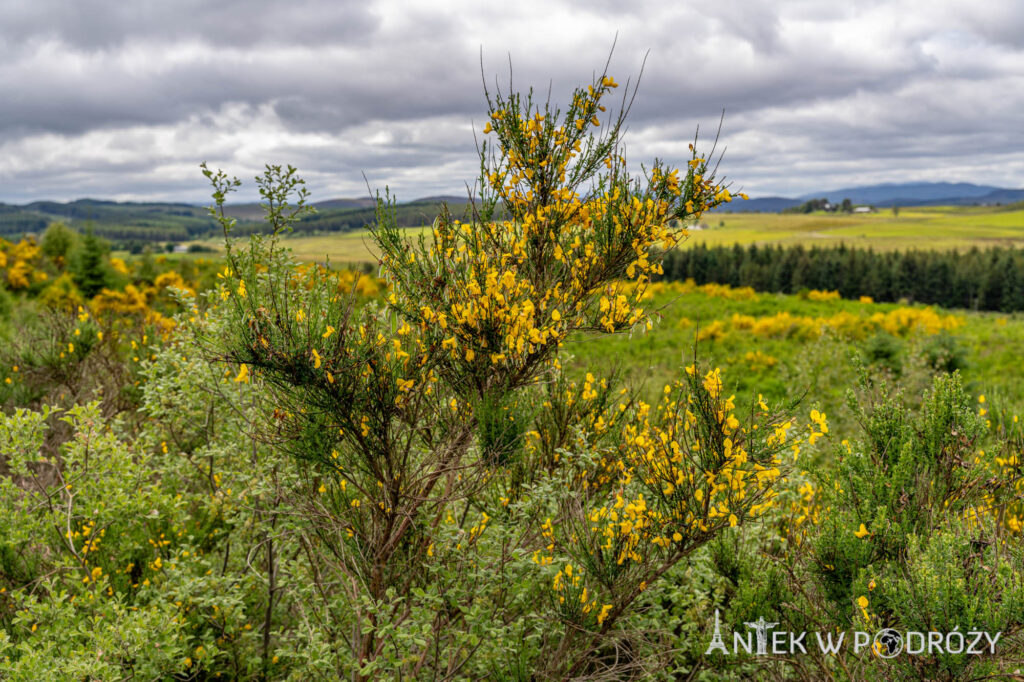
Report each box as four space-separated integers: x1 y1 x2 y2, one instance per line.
660 242 1024 312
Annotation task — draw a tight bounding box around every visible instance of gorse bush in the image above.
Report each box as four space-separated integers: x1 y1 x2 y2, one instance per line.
195 64 796 679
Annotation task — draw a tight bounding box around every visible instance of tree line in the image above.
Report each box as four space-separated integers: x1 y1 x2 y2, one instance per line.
659 242 1024 312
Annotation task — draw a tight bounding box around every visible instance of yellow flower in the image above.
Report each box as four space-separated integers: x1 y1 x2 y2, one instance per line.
597 603 613 624
857 595 869 609
854 523 870 539
868 579 876 591
234 364 249 383
312 349 322 369
322 325 335 339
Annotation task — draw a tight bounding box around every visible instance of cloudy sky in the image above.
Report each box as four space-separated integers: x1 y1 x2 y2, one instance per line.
2 0 1023 204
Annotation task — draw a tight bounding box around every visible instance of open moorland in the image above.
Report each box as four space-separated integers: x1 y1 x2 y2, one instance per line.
3 74 1024 681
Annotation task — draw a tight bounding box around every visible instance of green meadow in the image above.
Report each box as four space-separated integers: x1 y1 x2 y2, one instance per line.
190 203 1024 264
692 204 1024 251
563 283 1024 439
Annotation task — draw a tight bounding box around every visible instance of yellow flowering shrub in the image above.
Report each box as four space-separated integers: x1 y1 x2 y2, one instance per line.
743 349 779 371
751 372 1024 680
723 307 963 342
194 62 790 679
643 278 759 301
37 272 85 312
0 238 43 290
804 288 841 302
153 271 196 296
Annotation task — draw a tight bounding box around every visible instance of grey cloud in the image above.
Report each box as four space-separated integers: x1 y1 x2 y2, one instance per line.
0 0 1022 203
0 0 380 49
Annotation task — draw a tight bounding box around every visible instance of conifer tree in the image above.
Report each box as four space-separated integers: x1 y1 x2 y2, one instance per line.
72 226 110 298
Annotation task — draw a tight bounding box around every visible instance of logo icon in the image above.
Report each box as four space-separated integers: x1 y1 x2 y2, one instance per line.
873 629 903 658
744 616 780 655
705 609 728 655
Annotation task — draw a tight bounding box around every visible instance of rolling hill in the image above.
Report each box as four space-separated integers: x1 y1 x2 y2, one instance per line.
0 195 473 244
718 182 1024 212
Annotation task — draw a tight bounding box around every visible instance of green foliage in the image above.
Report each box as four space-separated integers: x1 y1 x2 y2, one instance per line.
475 390 530 465
759 371 1024 680
864 332 903 375
71 227 112 298
40 221 78 270
0 287 11 320
920 332 968 374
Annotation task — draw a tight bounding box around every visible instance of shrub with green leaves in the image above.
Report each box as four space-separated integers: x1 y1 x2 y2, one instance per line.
703 371 1024 681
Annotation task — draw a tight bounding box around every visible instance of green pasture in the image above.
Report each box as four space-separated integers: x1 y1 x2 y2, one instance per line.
190 227 431 266
565 288 1024 438
694 204 1024 251
188 203 1024 264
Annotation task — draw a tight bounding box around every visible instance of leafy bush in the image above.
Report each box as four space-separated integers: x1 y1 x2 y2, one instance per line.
864 331 903 375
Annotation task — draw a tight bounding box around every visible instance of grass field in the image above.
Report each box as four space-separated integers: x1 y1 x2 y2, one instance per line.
191 204 1024 265
191 227 430 266
693 204 1024 251
563 282 1024 439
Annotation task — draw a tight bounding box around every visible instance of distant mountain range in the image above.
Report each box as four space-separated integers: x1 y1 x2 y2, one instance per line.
0 195 473 243
717 182 1024 212
2 183 1022 243
224 196 464 220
